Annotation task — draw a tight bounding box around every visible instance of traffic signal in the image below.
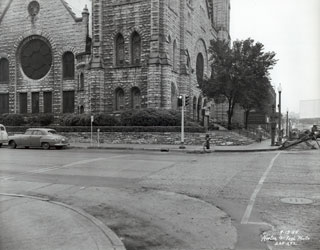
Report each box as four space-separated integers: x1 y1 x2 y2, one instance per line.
177 95 183 107
185 95 189 106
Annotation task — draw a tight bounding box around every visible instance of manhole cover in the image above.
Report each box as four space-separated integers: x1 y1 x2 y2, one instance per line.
281 197 313 205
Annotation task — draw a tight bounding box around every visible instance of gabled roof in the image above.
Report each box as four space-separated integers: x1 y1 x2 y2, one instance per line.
0 0 13 23
59 0 83 22
0 0 83 24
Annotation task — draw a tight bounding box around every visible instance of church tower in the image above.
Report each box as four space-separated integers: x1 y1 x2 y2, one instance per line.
212 0 231 41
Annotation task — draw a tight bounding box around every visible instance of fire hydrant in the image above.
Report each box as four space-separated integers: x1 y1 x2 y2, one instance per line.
205 134 211 150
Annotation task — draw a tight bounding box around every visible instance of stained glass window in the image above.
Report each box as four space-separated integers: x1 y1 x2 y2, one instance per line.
131 32 141 65
116 34 125 66
0 58 9 83
115 88 124 110
196 53 204 85
63 52 75 79
21 39 52 80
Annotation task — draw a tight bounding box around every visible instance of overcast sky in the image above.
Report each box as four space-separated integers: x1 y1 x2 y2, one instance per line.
68 0 320 115
230 0 320 115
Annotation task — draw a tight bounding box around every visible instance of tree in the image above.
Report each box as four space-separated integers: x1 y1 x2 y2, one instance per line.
201 38 277 129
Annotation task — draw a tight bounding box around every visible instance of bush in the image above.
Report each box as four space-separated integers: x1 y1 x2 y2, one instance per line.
60 114 91 126
120 109 181 126
0 114 25 126
93 113 120 126
39 114 54 126
59 113 120 126
25 115 39 126
208 123 220 131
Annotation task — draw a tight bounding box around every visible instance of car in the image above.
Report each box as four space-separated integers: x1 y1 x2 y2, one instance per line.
0 124 9 148
311 125 320 139
8 128 69 150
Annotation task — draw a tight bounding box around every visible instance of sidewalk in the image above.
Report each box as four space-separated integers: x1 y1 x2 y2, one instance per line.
70 139 280 153
0 193 126 250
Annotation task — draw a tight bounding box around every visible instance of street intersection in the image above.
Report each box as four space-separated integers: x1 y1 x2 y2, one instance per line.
0 147 319 250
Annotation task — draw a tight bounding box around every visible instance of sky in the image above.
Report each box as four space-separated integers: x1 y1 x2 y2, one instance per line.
230 0 320 116
67 0 320 116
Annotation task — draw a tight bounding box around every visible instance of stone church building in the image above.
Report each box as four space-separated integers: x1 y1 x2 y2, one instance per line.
0 0 231 121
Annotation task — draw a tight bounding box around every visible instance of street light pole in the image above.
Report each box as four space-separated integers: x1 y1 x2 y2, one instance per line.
179 94 186 149
286 109 289 138
270 104 276 146
277 84 282 144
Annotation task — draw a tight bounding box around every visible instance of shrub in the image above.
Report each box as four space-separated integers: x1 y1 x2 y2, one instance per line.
25 115 39 126
93 113 120 126
208 123 220 131
120 109 181 126
39 114 54 126
0 114 25 126
59 113 120 126
59 114 88 126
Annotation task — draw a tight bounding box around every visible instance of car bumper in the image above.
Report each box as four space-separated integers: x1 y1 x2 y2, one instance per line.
51 143 70 147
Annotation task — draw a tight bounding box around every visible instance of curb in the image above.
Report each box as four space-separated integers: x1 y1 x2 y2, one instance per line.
70 145 280 153
214 147 280 153
0 193 126 250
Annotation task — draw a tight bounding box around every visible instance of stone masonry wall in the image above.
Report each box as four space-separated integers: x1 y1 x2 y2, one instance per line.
102 0 151 112
62 130 254 146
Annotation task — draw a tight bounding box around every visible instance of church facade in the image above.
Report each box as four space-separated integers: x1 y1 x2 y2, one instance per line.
0 0 231 121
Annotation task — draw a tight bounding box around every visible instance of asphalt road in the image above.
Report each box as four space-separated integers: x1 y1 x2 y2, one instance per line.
0 148 319 250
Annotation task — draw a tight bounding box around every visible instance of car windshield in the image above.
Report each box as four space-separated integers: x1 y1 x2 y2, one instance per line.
47 130 57 135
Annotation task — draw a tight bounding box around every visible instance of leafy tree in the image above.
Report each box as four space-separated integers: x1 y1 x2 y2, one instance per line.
201 38 277 129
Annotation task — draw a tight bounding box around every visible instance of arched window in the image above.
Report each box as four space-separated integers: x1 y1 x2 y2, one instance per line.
196 53 204 85
131 32 141 65
63 52 74 79
173 40 177 71
171 83 177 109
131 87 141 109
80 105 84 114
79 72 84 91
193 96 197 120
115 88 125 110
186 50 190 69
0 58 9 83
197 96 202 122
115 34 125 66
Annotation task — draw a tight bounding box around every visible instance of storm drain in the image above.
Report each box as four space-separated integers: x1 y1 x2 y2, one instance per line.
280 197 313 205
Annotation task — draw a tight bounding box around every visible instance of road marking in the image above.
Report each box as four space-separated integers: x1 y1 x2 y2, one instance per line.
0 154 128 181
241 152 281 224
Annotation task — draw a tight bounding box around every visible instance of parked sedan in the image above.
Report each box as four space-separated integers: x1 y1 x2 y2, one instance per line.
0 124 8 148
8 128 69 150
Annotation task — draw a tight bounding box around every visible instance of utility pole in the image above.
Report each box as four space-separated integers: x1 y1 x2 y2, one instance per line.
179 94 186 149
286 109 289 138
270 104 276 146
277 84 282 145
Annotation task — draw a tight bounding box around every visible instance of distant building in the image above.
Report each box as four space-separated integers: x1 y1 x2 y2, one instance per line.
300 99 320 119
0 0 231 121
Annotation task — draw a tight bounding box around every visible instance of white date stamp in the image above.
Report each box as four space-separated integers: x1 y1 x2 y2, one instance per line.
261 230 310 247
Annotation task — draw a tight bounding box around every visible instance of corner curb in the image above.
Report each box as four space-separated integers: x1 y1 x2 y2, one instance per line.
0 193 126 250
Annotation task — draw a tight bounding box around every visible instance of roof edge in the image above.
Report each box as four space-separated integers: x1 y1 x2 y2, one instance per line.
0 0 83 24
0 0 14 24
60 0 83 22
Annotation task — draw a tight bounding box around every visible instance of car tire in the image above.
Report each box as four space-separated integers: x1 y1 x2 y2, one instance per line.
55 146 63 150
9 141 17 149
42 142 50 150
0 143 2 148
